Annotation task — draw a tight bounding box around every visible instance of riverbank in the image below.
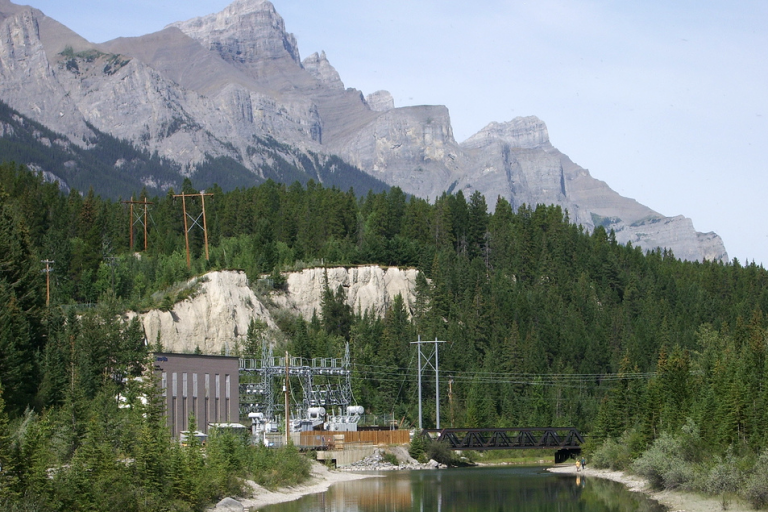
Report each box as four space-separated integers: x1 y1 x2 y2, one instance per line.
548 464 753 512
232 462 375 510
209 446 442 510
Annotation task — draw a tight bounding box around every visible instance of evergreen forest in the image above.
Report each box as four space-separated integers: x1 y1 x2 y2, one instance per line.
3 161 768 509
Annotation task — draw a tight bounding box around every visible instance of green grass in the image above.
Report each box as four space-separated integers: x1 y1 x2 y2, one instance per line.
473 449 557 465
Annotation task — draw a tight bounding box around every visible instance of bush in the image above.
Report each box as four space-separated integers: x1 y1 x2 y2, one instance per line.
631 431 696 490
590 428 646 471
631 419 705 491
701 449 742 495
591 438 632 471
247 444 310 489
381 452 399 466
426 439 457 466
742 450 768 509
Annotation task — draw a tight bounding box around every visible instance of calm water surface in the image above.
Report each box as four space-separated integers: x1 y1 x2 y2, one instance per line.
260 466 667 512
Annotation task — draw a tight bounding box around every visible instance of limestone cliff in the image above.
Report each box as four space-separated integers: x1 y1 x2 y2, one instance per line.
129 271 276 355
130 266 420 355
269 266 420 320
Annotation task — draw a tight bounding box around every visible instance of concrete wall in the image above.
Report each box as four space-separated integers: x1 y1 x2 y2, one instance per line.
316 446 377 468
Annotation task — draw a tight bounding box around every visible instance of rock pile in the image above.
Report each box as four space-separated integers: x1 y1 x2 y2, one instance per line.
340 448 445 471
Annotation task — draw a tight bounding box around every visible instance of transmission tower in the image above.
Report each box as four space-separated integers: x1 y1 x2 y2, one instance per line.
173 192 213 268
122 198 154 251
411 336 446 429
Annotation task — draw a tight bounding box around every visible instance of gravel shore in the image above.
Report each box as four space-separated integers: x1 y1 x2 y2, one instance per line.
232 463 375 510
548 464 753 512
211 447 432 510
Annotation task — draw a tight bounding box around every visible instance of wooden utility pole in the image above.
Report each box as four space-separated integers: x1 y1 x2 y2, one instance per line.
448 375 455 428
41 259 54 306
173 192 213 268
122 198 154 251
200 192 210 261
181 194 190 268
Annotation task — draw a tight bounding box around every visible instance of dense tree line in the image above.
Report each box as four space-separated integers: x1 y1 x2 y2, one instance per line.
3 160 768 507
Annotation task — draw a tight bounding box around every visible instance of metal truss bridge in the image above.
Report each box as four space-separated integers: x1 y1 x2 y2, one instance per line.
421 427 585 463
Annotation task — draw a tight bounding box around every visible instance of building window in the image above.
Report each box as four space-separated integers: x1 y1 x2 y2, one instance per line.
215 374 220 422
205 373 210 431
182 373 188 430
225 374 231 422
192 373 198 419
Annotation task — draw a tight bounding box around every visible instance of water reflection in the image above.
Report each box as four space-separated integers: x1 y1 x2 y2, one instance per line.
260 467 667 512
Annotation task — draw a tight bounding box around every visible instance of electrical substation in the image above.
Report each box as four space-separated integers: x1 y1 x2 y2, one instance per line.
238 341 363 442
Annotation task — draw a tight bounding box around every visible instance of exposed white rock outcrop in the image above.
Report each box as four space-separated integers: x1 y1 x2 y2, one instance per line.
129 271 276 355
270 266 420 320
127 266 419 355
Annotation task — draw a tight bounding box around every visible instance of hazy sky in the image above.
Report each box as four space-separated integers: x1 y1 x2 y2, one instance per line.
22 0 768 266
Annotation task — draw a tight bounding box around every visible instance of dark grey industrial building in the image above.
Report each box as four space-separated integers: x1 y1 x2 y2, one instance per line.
153 352 240 438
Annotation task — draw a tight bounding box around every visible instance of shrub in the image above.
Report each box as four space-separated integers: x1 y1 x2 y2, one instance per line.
591 438 632 471
631 419 705 491
247 444 310 489
701 449 742 495
590 428 645 471
742 450 768 509
381 452 399 466
426 439 456 466
631 431 695 490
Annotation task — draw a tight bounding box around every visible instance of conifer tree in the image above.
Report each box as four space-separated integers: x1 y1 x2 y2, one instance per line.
0 382 19 501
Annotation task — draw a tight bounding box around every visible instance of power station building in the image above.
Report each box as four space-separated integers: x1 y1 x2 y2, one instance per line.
153 352 240 438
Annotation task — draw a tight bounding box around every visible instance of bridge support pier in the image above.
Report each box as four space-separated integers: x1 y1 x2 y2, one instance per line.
555 448 581 464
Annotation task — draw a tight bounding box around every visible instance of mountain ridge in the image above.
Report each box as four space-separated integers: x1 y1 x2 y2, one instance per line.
0 0 727 262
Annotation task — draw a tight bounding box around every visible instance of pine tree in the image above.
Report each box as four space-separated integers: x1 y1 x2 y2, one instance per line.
0 381 20 501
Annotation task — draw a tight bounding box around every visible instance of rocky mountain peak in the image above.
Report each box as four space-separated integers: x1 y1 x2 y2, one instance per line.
463 116 550 149
168 0 300 67
365 90 395 112
0 0 25 20
302 51 344 89
0 0 729 263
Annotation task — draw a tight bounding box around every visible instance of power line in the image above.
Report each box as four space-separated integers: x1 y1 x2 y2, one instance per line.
350 364 656 388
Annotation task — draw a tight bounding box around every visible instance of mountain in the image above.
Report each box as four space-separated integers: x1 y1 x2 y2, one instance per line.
0 0 726 261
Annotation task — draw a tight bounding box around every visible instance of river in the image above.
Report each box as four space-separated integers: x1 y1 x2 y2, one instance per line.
259 466 667 512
